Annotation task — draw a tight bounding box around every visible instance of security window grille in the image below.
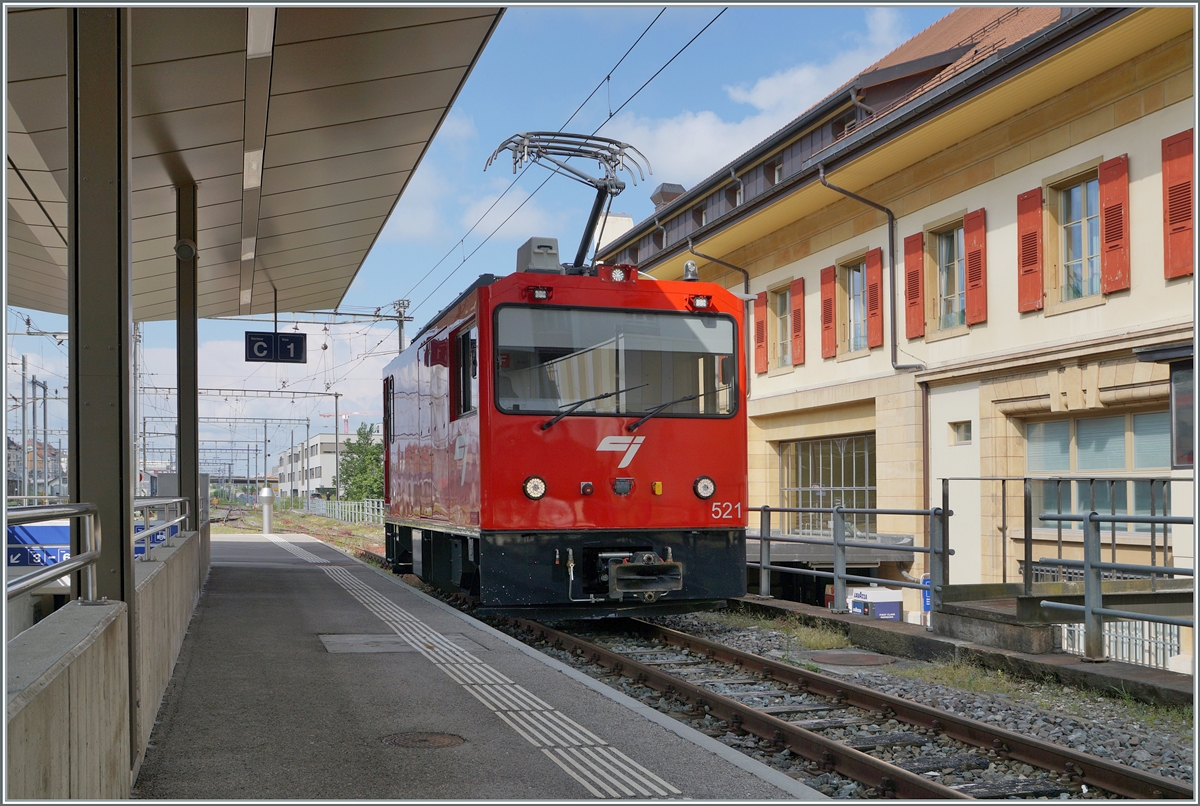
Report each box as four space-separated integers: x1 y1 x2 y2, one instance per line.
779 434 876 538
1061 176 1101 300
846 262 868 352
938 226 966 329
1027 413 1171 533
772 288 791 366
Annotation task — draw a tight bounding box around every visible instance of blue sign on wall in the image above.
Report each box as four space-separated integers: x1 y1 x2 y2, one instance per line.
7 522 71 567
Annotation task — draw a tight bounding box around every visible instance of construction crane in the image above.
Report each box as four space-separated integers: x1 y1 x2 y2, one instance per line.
319 411 381 434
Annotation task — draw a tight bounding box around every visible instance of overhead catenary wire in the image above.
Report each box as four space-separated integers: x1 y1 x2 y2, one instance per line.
406 8 727 319
397 8 670 311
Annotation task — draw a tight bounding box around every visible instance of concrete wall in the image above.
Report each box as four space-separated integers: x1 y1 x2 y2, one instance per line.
6 525 208 798
133 530 202 776
6 601 130 799
930 383 983 584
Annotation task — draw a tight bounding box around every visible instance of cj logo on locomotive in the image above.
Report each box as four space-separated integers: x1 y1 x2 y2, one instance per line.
596 436 646 469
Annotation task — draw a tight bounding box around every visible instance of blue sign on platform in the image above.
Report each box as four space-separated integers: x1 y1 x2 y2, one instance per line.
922 574 931 612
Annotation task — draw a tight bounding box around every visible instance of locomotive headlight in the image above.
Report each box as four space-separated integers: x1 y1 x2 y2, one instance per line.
610 266 627 283
693 476 716 500
523 476 548 500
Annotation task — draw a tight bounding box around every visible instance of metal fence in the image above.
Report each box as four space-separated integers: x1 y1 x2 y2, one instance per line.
1037 510 1193 662
750 504 951 620
300 497 385 525
132 497 189 561
1061 619 1182 670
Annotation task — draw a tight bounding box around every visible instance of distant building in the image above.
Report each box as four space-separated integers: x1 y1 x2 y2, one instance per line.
272 429 378 499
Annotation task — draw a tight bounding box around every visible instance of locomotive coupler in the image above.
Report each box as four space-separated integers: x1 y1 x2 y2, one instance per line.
607 551 683 600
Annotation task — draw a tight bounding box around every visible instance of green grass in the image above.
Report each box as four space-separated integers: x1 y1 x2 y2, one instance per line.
707 609 852 651
887 659 1024 697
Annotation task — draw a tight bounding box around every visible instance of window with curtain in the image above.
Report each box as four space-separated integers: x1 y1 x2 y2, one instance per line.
1027 412 1171 533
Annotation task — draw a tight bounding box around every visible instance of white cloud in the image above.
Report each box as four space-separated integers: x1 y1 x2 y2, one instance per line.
458 182 572 245
604 8 909 188
436 111 477 142
379 162 454 244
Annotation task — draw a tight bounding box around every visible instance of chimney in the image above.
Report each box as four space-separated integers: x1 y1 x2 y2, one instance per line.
650 183 686 210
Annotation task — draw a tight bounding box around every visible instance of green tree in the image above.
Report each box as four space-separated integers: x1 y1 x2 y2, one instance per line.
338 423 384 500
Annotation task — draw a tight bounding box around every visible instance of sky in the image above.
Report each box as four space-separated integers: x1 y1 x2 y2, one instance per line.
6 5 952 475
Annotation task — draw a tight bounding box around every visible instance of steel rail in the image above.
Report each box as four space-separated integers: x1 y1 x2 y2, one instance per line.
507 617 969 799
622 618 1193 800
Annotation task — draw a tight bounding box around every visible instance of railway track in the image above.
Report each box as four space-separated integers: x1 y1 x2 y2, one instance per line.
502 616 1192 800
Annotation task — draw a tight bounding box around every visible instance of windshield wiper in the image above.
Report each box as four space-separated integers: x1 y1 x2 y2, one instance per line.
626 385 732 432
540 383 649 430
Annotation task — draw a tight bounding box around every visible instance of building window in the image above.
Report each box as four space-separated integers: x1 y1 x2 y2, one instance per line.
770 287 791 367
774 163 783 185
780 434 876 537
1171 361 1193 468
1060 175 1101 300
1027 412 1171 533
726 183 743 209
937 226 966 329
950 421 972 445
845 261 868 353
314 466 321 478
693 207 707 228
321 443 334 454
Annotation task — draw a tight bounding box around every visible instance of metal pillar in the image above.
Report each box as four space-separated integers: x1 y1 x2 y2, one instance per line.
334 392 340 499
66 4 137 765
40 379 49 498
305 420 310 500
20 355 27 496
928 509 945 613
757 506 772 598
31 375 40 498
1023 478 1034 596
262 421 268 490
832 506 848 613
176 184 199 529
1082 514 1105 660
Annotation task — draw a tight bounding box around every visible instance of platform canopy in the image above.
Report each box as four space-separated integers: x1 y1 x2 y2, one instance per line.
6 6 502 320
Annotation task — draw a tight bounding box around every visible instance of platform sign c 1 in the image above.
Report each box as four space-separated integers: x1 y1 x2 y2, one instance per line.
245 332 307 364
921 574 931 612
277 333 307 363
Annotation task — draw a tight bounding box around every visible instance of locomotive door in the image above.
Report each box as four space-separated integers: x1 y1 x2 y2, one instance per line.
418 341 433 517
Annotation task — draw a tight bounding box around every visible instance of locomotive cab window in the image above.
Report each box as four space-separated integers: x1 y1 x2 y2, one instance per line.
494 306 737 418
453 324 479 418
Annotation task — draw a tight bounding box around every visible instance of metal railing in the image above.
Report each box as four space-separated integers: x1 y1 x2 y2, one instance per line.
750 505 952 619
132 497 190 561
1037 510 1194 661
6 494 69 507
302 497 385 525
1024 476 1177 595
6 503 102 601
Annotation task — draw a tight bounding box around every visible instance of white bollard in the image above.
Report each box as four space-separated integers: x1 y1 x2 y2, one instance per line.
260 486 275 535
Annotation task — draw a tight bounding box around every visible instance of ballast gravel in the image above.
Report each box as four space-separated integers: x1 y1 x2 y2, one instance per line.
651 613 1195 790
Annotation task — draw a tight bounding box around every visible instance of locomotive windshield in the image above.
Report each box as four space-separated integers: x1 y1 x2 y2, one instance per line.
495 306 737 417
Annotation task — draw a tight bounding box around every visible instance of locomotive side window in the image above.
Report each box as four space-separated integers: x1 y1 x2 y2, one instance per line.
453 324 479 418
494 306 737 418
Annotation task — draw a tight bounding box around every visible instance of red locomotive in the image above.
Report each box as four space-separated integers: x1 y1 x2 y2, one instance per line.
382 238 748 617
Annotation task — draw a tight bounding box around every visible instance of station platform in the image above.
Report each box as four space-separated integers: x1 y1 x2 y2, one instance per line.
134 533 822 800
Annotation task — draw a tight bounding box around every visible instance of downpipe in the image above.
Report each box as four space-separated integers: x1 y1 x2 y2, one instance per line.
817 164 934 581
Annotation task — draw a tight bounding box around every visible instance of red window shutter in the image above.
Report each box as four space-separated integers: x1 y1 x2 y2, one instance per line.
1163 129 1194 278
963 208 988 325
865 247 883 348
903 232 925 339
789 278 805 366
753 292 767 374
820 266 836 358
1099 154 1130 293
1017 187 1044 312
